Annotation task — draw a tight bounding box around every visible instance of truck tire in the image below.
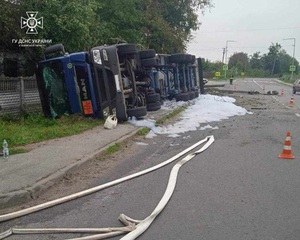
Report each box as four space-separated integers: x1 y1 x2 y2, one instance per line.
188 91 195 100
139 49 156 59
146 93 160 103
116 102 128 122
175 92 190 102
117 44 138 57
127 106 147 119
45 44 65 58
168 53 187 63
140 57 159 67
191 55 196 63
185 54 193 63
147 101 161 111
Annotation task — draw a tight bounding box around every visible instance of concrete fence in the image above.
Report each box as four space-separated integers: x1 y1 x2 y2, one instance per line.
0 75 42 116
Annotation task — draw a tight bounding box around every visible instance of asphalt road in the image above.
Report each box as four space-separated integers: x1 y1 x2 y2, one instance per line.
229 78 300 112
1 78 300 239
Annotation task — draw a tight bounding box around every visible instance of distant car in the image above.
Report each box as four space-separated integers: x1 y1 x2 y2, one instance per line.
293 79 300 94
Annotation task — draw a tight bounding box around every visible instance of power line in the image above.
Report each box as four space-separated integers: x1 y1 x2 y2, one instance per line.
199 26 300 33
189 46 268 51
189 44 296 51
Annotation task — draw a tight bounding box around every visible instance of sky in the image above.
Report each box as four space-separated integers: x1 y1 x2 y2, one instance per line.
129 94 251 138
187 0 300 63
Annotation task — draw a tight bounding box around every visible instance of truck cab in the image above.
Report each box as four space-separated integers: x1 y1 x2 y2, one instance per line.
36 45 98 118
36 43 149 121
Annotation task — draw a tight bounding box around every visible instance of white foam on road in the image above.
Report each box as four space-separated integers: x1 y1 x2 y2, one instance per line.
129 94 252 138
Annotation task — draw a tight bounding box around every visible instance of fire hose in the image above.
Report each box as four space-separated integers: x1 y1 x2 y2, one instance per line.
0 135 214 239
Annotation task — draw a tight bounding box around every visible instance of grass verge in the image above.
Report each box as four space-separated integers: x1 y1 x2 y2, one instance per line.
0 112 104 149
156 105 188 125
136 127 150 136
105 143 120 155
1 105 187 155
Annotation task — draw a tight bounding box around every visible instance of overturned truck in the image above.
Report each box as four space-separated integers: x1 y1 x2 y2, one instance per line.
36 43 203 121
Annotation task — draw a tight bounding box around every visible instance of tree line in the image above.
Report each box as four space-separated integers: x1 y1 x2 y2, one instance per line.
0 0 213 76
203 43 299 82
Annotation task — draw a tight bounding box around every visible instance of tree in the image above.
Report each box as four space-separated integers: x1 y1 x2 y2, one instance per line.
228 52 249 71
250 52 263 69
1 0 213 76
0 0 23 51
277 50 293 74
140 0 213 52
94 0 145 46
202 59 223 78
21 0 101 52
261 43 282 75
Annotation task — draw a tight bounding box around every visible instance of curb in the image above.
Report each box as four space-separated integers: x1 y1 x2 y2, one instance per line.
273 79 293 87
204 84 226 88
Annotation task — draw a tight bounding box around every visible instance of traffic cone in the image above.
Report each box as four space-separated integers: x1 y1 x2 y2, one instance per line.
279 131 295 159
281 89 284 96
289 96 294 106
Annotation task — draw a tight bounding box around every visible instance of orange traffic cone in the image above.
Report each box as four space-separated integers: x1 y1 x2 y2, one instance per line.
289 96 294 106
279 132 295 159
281 89 284 96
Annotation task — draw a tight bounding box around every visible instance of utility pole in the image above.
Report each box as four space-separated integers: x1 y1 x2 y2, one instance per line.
222 48 225 64
283 38 296 81
224 40 236 79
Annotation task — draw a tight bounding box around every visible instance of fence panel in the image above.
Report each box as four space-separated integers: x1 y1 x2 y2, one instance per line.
0 76 42 116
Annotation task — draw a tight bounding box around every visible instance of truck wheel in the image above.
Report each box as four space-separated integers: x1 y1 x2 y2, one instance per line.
168 53 187 63
175 92 190 102
188 91 195 100
147 93 160 103
127 106 147 119
139 49 156 59
117 44 138 57
147 101 161 111
115 92 128 122
45 44 65 58
185 54 193 63
191 55 196 63
116 104 128 122
141 57 159 67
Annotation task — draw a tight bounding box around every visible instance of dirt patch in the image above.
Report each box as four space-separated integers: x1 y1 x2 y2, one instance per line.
234 95 265 108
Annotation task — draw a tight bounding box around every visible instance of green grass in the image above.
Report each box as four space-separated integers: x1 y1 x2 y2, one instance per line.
136 127 150 136
280 74 299 84
0 104 188 155
0 112 104 149
10 148 30 155
134 106 187 137
105 143 120 155
156 106 187 125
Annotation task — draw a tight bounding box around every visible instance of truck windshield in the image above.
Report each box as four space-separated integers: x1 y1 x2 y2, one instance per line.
41 61 69 118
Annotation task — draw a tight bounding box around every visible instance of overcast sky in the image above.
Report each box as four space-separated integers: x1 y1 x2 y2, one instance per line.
187 0 300 63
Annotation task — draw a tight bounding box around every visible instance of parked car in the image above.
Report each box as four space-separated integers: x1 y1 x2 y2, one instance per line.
292 79 300 94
